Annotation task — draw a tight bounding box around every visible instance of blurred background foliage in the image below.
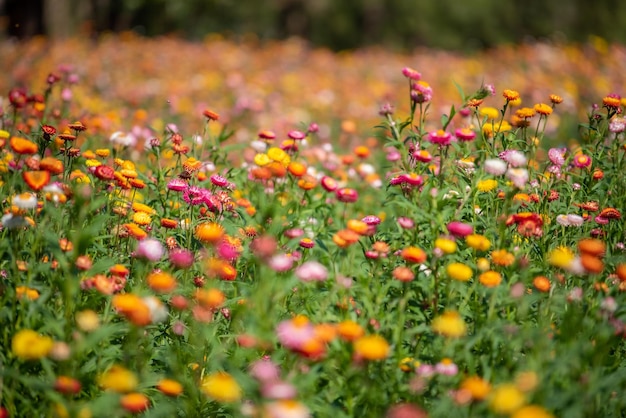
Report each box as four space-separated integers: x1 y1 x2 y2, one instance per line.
2 0 626 51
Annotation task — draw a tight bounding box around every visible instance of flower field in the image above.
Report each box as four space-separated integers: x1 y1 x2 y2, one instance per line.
1 36 626 418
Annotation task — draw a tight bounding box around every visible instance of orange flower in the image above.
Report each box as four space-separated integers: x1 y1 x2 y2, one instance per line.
157 378 183 397
147 271 177 293
195 222 224 244
479 270 502 287
580 253 604 274
503 89 520 101
23 170 51 191
124 223 148 240
120 392 150 414
10 137 38 154
297 175 317 190
195 288 225 309
112 294 151 326
578 238 606 258
287 161 307 177
401 246 427 264
337 320 364 341
354 145 370 158
39 157 64 175
347 219 369 235
533 276 551 292
491 249 515 266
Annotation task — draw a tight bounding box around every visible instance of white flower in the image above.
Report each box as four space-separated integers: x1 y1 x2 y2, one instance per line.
483 158 507 175
12 192 37 210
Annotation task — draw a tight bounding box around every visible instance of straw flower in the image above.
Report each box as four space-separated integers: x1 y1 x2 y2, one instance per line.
431 311 466 338
446 263 473 282
353 335 390 360
479 270 502 287
201 372 241 403
11 329 54 360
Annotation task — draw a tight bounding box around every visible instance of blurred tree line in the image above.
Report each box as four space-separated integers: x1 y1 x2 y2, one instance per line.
2 0 626 50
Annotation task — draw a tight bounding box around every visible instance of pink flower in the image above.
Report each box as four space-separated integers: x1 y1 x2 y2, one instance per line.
135 238 164 261
402 67 421 80
320 176 338 192
548 148 566 166
261 380 298 400
500 150 527 167
454 128 476 142
506 168 529 188
210 174 229 188
217 241 240 261
361 215 381 225
397 217 415 229
295 261 328 282
446 221 473 237
435 359 458 376
249 359 281 382
427 130 452 146
276 316 315 351
336 188 358 203
288 130 306 140
167 178 188 192
284 228 304 239
268 254 294 272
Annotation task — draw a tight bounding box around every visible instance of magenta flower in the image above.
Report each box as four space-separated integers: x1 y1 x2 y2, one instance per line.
446 221 473 237
210 174 229 188
167 178 188 192
427 130 452 146
454 128 476 142
183 186 211 206
169 248 194 268
336 188 358 203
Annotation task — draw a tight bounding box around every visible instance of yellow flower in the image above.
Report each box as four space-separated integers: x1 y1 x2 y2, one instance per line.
353 335 390 360
132 211 152 226
446 262 473 282
477 179 498 192
76 310 101 332
12 329 54 360
98 365 138 393
201 371 241 403
267 147 290 166
466 234 491 251
432 311 466 338
503 89 520 101
548 246 575 269
480 107 499 120
254 153 271 167
534 103 553 116
511 405 554 418
461 376 491 401
489 384 526 414
434 237 457 254
16 285 39 300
